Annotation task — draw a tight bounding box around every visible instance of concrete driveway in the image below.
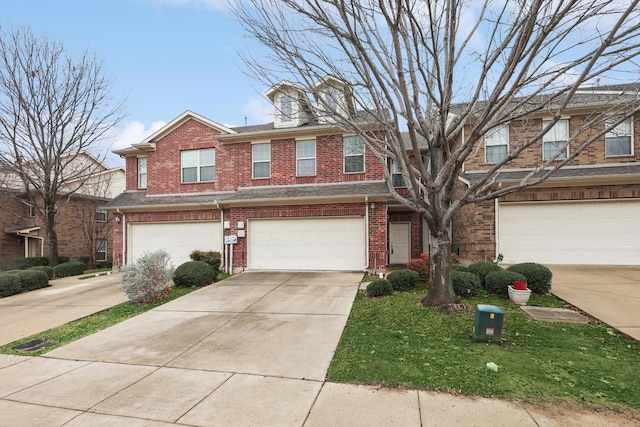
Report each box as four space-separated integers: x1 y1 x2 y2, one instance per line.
549 266 640 341
0 273 126 346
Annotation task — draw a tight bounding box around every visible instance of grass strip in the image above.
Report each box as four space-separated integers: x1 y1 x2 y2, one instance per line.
328 286 640 410
0 286 199 357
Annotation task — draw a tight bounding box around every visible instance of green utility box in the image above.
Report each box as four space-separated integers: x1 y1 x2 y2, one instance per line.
472 304 504 343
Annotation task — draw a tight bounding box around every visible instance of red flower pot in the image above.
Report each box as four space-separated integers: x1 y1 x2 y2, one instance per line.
512 281 528 291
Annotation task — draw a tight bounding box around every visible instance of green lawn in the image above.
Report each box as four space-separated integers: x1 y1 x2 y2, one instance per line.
328 286 640 410
0 286 199 357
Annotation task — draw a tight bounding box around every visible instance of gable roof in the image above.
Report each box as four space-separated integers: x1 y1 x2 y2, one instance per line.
113 111 236 156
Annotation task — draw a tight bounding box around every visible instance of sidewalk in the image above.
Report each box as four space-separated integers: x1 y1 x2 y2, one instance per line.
0 271 638 426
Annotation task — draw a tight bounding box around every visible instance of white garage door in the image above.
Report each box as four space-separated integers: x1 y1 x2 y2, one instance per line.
498 200 640 265
129 221 221 267
248 217 366 271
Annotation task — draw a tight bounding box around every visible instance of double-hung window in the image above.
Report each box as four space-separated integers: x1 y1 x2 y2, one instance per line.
252 144 271 178
181 148 215 183
391 160 404 187
96 239 107 262
344 136 365 173
281 94 292 123
543 120 569 160
485 125 509 164
605 117 633 156
138 157 147 189
296 140 316 176
95 209 107 222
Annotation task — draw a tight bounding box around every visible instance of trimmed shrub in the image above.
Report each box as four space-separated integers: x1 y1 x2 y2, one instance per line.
173 261 216 288
120 250 173 304
57 256 71 265
467 261 503 286
0 273 23 297
53 261 87 278
484 270 527 296
387 269 420 292
507 263 553 294
78 255 91 266
407 253 429 283
366 279 393 297
96 261 113 269
18 269 49 291
15 256 49 269
190 250 222 273
28 266 54 279
451 270 482 298
1 269 25 275
450 264 469 273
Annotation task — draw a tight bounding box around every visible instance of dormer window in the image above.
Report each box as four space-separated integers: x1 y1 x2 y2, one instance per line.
266 81 313 129
314 76 354 124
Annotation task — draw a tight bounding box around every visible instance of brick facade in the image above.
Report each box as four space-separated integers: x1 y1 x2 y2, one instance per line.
455 111 640 262
0 194 113 270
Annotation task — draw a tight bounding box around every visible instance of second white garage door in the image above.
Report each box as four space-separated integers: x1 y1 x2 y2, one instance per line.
498 200 640 265
248 217 366 271
128 221 221 267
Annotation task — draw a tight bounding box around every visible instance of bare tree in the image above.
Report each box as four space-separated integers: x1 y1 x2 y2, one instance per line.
233 0 640 305
0 26 125 266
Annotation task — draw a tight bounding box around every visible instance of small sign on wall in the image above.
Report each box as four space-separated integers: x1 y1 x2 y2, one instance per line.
224 235 238 245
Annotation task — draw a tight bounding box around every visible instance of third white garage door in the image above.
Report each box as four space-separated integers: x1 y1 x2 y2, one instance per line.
248 217 366 271
498 200 640 265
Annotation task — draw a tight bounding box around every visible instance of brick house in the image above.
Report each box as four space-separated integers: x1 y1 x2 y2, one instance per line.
454 84 640 266
107 78 394 272
106 80 640 271
0 153 125 270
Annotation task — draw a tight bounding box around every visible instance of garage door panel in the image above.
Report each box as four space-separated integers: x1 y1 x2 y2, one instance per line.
248 217 365 271
129 222 221 267
499 201 640 265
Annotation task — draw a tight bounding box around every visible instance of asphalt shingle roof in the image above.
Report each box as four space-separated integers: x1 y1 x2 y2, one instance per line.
462 163 640 184
103 181 391 210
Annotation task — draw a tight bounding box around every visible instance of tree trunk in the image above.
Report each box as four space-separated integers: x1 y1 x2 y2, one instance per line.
421 227 456 306
46 209 59 266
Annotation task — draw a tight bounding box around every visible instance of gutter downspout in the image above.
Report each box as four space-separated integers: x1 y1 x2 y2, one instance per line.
117 208 126 267
215 199 227 274
365 196 370 272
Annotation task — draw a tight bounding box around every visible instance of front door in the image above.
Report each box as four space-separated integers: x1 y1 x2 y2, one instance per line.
389 222 410 264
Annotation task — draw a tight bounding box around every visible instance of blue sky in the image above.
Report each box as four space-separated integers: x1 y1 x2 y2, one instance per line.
1 0 273 166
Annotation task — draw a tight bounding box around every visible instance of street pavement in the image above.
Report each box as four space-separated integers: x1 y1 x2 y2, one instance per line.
0 270 638 426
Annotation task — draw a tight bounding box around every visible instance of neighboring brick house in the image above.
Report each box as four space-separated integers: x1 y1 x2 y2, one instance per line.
454 84 640 266
0 153 125 270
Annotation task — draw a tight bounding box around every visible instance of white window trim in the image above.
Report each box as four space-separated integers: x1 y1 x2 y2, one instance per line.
28 203 36 218
181 148 216 183
485 125 509 164
96 239 107 262
343 136 366 174
296 139 316 176
391 159 405 187
95 209 107 223
605 116 634 157
542 120 569 161
252 143 271 179
138 157 147 189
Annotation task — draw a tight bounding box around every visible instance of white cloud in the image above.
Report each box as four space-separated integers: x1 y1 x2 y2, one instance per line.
242 96 273 126
111 120 167 151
